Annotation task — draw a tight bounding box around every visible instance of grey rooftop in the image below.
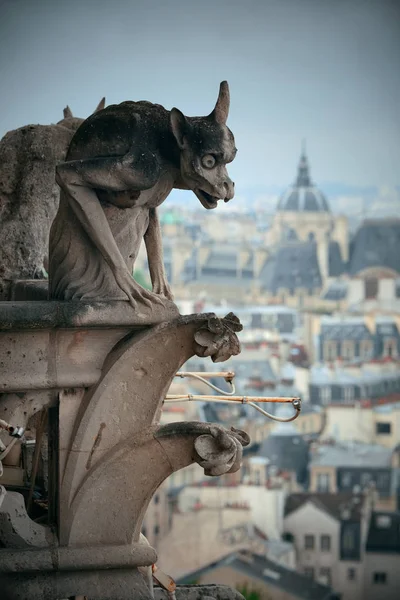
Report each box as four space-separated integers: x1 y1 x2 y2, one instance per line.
310 442 394 468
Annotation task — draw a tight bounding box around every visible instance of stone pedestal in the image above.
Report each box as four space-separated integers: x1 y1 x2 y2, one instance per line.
0 300 248 599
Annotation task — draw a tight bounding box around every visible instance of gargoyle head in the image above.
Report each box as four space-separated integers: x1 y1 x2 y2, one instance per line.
170 81 237 209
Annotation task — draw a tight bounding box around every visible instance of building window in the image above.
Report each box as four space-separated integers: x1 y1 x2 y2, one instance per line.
376 515 392 528
365 278 378 300
342 341 355 361
316 473 331 492
304 535 315 550
320 386 331 405
341 471 352 488
383 338 398 358
320 535 331 552
319 567 331 585
324 341 337 361
373 572 387 584
376 422 391 435
304 567 315 579
361 472 371 487
348 568 356 581
154 524 160 536
343 529 355 552
343 386 354 403
360 339 373 360
154 494 159 505
377 473 390 489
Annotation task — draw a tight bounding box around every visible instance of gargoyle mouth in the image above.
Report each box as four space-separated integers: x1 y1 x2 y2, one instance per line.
195 189 220 210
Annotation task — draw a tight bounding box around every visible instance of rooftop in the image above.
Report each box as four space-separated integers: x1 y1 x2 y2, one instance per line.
310 442 393 468
310 362 400 387
285 492 363 522
178 550 337 600
259 241 322 292
349 219 400 276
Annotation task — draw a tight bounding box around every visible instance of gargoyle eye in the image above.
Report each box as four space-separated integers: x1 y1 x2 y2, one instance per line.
201 154 216 169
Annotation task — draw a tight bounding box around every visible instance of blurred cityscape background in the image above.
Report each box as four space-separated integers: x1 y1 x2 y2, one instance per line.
1 0 399 599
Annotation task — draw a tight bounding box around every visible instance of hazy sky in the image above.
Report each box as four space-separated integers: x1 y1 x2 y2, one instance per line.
0 0 399 189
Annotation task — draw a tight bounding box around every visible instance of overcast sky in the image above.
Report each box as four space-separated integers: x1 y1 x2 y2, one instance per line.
0 0 399 189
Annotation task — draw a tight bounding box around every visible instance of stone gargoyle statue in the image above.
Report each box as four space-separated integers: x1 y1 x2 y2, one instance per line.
49 81 237 313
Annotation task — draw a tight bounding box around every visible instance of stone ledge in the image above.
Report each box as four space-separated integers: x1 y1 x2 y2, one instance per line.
0 299 182 330
155 584 245 599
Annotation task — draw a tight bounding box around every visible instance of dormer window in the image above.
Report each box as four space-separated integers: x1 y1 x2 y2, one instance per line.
365 278 378 300
360 339 373 360
342 341 355 361
383 338 398 358
376 515 391 528
324 341 337 361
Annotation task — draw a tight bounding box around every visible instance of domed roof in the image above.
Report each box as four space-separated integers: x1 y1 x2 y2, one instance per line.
278 144 330 213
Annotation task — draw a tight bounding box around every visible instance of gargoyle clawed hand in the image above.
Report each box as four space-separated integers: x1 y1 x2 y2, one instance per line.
49 82 237 312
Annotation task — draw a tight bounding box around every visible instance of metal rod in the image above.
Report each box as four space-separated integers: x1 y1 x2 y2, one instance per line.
164 395 301 423
176 371 235 382
248 401 300 422
165 395 300 403
174 372 236 395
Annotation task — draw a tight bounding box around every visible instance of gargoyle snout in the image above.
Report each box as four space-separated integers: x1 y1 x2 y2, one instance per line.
223 178 235 202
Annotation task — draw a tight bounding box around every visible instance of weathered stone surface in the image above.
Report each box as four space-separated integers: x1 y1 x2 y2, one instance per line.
0 538 157 571
0 298 179 331
0 488 51 548
0 568 152 600
0 100 105 300
0 311 248 599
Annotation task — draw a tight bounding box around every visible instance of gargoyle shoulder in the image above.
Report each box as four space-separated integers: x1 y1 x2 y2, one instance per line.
66 101 169 161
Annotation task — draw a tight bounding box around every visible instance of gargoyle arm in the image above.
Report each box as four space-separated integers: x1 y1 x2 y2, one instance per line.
144 208 174 300
55 153 163 308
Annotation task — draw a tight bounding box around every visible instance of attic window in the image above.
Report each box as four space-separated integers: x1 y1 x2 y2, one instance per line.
263 568 281 580
365 278 378 300
383 338 398 359
376 515 391 528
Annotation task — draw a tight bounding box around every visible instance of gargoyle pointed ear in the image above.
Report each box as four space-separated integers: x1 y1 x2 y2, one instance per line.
63 106 73 119
170 107 189 150
209 81 230 125
93 97 106 113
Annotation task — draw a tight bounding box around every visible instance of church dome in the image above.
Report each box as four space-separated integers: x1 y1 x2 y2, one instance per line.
278 145 330 213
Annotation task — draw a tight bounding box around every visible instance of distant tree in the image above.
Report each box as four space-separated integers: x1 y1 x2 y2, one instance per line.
237 582 266 600
132 268 151 290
